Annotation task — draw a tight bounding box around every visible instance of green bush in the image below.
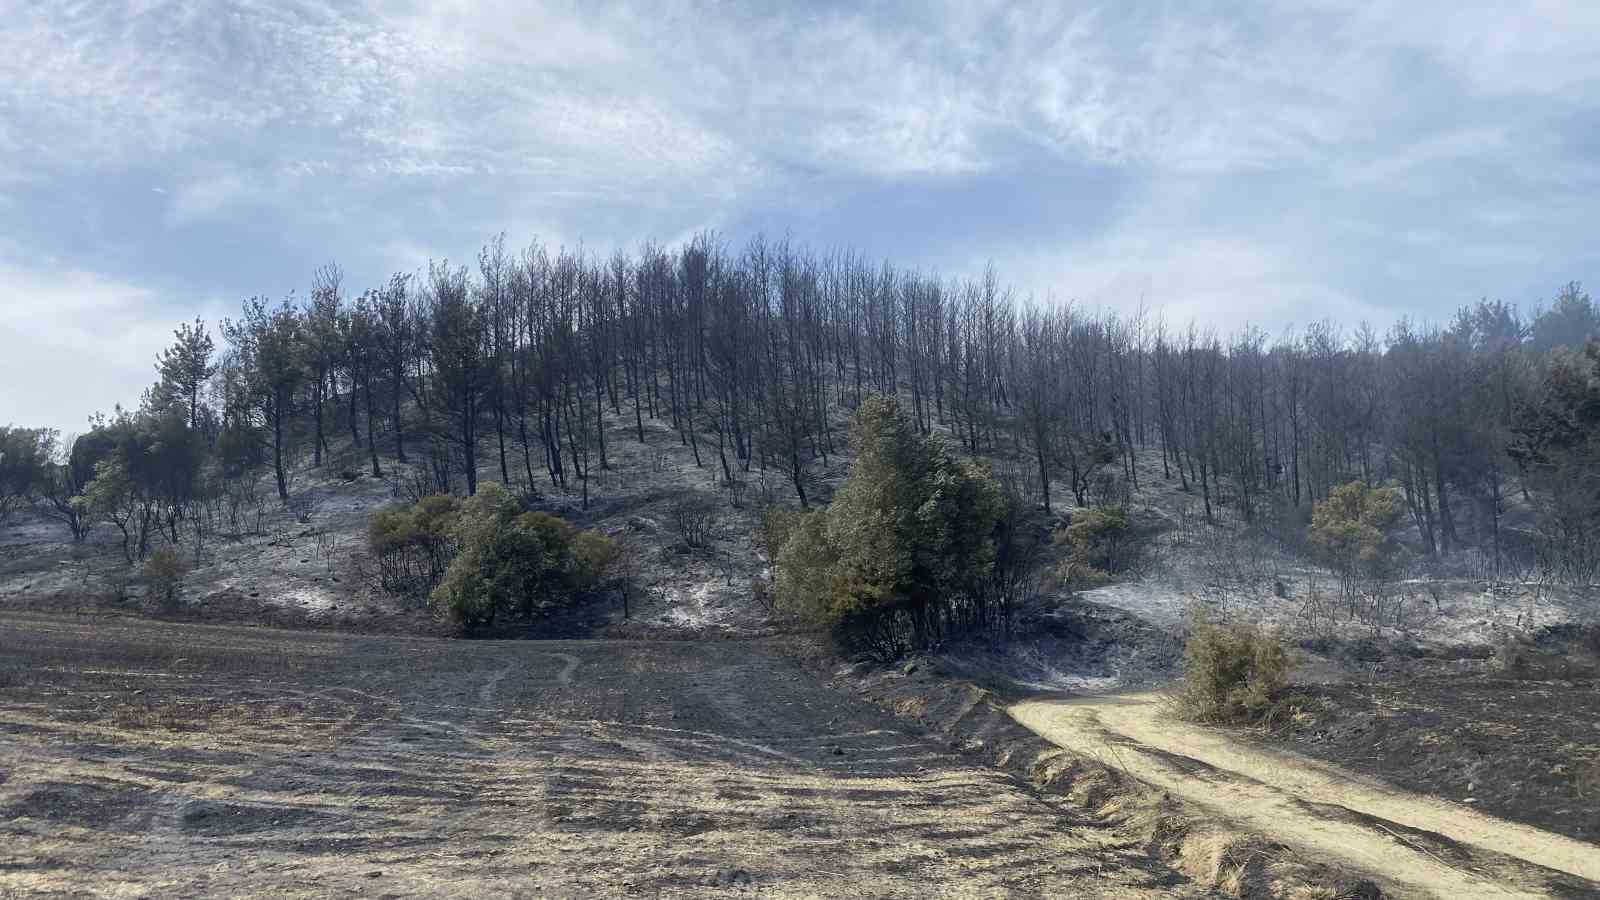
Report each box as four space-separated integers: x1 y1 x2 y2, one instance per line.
756 506 803 562
143 547 187 610
1175 612 1294 725
769 507 838 624
1055 504 1130 582
432 488 544 626
767 394 1008 657
1309 482 1405 597
572 529 621 592
368 493 460 597
422 483 617 628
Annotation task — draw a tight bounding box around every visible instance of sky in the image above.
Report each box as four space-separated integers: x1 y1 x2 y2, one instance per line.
3 1 1600 436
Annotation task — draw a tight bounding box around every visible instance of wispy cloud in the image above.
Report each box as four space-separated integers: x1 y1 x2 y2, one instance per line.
0 257 203 431
2 1 1599 432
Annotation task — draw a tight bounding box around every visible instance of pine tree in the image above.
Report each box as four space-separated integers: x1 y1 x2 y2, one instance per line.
154 318 217 429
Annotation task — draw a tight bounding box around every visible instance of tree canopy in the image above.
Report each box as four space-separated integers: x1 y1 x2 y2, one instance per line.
770 395 1008 657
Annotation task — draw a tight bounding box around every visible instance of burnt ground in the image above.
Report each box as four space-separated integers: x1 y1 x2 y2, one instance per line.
0 611 1221 899
1257 645 1600 847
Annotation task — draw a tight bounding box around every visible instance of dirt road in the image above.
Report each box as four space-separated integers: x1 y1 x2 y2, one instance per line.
1011 692 1600 900
0 613 1213 898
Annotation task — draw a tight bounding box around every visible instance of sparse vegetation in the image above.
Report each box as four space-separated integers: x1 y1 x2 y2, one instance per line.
1055 504 1131 584
8 233 1600 608
142 547 187 611
671 498 715 549
1175 612 1294 726
1193 526 1273 612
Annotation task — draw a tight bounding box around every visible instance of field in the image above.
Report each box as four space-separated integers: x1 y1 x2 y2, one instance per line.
0 612 1216 899
5 426 1600 898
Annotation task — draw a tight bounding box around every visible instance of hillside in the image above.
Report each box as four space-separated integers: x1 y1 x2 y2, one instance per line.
5 384 1597 673
6 386 1600 898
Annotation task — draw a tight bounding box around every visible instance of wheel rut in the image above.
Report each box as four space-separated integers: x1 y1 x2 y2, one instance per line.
0 614 1226 898
1011 691 1600 899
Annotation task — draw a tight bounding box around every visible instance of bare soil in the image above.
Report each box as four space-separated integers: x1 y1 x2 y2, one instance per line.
0 611 1223 899
840 658 1387 900
1010 690 1600 899
1258 651 1600 849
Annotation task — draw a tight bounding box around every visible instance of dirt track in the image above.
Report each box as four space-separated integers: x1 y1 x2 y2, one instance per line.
1011 693 1600 899
0 613 1212 898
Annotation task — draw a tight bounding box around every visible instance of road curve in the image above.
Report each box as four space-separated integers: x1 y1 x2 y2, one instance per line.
1011 691 1600 900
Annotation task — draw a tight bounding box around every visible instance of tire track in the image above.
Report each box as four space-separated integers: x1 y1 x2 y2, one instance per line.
1012 691 1600 899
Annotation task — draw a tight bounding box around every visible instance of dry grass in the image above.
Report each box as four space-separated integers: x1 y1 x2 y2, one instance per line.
844 663 1386 900
97 694 380 746
3 611 1237 899
1173 612 1294 726
1494 634 1600 681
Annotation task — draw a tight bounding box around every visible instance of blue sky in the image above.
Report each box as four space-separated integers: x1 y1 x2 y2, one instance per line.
4 1 1600 435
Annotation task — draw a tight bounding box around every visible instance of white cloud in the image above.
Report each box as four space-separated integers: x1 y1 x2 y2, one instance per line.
4 2 1594 189
166 171 264 227
0 262 152 431
0 0 1597 359
1331 0 1600 98
989 223 1388 336
0 258 224 434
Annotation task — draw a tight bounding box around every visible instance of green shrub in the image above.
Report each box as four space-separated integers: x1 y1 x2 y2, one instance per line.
432 487 543 626
422 483 616 628
767 394 1007 657
1309 482 1405 598
1055 504 1130 582
771 508 839 624
1175 612 1294 725
756 507 803 562
572 529 620 592
367 493 459 598
143 547 187 610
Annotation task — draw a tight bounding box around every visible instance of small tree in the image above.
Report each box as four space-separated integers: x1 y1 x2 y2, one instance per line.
79 454 142 562
143 547 187 611
1309 482 1405 602
153 318 217 430
0 426 52 525
39 431 96 541
671 498 715 549
609 536 644 619
769 395 1007 657
1055 504 1131 582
